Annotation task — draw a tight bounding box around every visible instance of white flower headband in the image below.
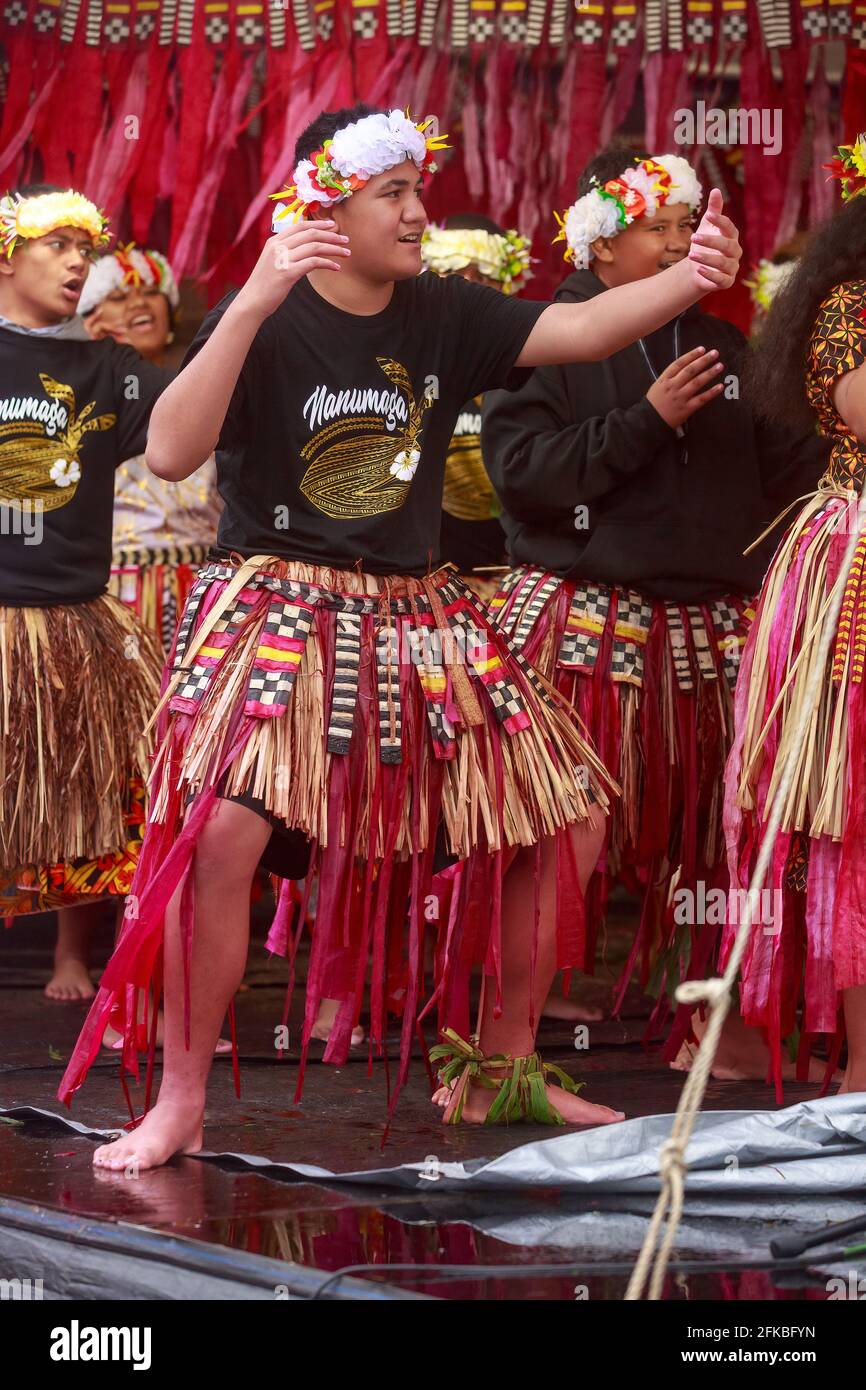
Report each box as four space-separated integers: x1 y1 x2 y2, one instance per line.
270 108 449 228
554 154 703 270
0 189 109 258
421 225 532 294
78 243 180 317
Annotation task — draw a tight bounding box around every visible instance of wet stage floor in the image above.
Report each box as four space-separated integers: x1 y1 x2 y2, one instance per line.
0 905 844 1300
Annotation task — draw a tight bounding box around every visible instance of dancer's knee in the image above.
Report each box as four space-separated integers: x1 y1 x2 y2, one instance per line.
195 800 270 887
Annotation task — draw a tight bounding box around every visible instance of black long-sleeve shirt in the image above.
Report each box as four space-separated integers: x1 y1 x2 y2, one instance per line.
482 269 829 602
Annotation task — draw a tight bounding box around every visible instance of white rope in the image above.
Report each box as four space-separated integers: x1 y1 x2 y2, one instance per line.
625 488 866 1302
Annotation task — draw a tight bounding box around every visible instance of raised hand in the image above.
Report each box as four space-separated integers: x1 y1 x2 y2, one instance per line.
235 219 351 321
646 346 725 429
86 318 129 344
687 189 742 293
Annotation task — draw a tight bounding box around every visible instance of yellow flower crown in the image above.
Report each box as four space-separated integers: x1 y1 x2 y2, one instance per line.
421 225 532 294
0 190 110 258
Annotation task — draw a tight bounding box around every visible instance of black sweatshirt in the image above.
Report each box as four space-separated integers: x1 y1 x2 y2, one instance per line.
481 269 830 602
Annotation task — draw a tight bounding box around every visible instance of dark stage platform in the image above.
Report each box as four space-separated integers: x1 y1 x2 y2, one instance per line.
0 905 850 1301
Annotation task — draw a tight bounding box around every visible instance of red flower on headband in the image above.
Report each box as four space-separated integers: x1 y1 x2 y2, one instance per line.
823 151 866 202
603 177 647 220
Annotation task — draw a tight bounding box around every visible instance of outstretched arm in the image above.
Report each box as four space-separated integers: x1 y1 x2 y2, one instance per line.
146 221 351 481
516 190 742 368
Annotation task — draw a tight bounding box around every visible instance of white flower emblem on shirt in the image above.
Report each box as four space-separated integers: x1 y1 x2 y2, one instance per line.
390 448 420 482
50 457 81 488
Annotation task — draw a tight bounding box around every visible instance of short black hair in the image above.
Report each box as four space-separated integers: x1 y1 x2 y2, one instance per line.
577 143 651 199
5 182 67 200
443 212 504 236
294 104 386 165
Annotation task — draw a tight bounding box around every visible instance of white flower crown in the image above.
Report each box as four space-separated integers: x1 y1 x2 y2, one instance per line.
271 109 449 228
78 243 180 317
555 154 703 270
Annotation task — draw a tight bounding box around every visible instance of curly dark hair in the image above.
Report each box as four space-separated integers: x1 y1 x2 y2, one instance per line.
744 196 866 431
294 104 386 164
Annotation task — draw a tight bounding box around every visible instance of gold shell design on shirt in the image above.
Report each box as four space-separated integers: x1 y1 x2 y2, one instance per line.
299 358 432 520
0 373 116 512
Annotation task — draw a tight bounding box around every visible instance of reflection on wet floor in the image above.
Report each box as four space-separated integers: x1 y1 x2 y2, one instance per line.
0 1119 840 1301
0 901 847 1299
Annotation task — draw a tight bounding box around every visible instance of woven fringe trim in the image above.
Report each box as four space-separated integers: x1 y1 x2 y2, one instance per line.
489 568 740 869
150 562 612 860
109 553 204 652
0 596 162 866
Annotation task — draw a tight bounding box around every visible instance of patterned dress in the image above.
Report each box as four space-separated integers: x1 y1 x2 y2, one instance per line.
109 455 221 652
724 280 866 1082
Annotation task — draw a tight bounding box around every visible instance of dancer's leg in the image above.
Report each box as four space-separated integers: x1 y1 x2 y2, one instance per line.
45 902 106 1000
93 800 270 1170
46 900 118 1000
444 805 624 1126
839 984 866 1093
541 977 605 1024
101 902 232 1056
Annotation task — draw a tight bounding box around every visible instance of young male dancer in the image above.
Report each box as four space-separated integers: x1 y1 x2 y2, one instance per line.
0 187 167 995
55 106 742 1170
482 146 828 1072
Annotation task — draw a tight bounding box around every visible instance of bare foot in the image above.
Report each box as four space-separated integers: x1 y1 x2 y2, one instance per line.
542 994 605 1024
101 1019 232 1056
44 959 95 1001
670 1038 834 1083
436 1076 624 1127
92 1098 204 1171
312 999 365 1048
311 1022 366 1047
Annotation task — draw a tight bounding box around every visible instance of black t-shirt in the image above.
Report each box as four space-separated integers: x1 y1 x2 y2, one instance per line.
438 395 507 574
186 273 545 575
0 327 168 605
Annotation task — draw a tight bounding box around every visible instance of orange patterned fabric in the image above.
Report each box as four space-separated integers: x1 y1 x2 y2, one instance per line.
0 777 146 917
806 280 866 492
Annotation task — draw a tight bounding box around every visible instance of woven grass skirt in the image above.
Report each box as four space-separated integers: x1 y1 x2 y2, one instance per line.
724 490 866 1069
110 541 211 655
487 566 755 1040
0 595 163 916
59 556 613 1110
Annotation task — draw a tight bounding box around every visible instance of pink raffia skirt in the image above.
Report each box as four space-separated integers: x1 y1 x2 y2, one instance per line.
58 555 613 1115
724 490 866 1079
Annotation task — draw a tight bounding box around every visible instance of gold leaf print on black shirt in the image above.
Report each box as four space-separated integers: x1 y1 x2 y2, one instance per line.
299 358 433 520
0 373 116 511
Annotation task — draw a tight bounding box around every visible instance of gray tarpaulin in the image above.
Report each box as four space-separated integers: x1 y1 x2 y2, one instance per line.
4 1094 865 1195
